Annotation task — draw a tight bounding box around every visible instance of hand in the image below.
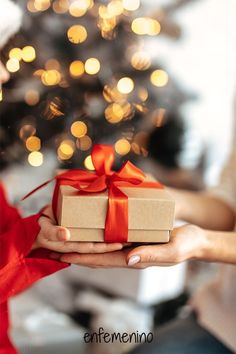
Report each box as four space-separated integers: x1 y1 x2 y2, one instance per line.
57 224 207 268
32 205 124 255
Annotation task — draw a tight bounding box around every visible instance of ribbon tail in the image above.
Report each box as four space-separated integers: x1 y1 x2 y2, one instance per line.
21 178 54 201
105 184 128 243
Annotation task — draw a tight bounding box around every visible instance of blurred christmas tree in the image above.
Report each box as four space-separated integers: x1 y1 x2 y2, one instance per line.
0 0 190 171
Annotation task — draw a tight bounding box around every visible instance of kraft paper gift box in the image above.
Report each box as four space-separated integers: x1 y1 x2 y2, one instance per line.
56 176 175 243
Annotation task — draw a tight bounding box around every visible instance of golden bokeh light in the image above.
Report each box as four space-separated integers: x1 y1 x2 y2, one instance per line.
131 51 151 71
24 90 40 106
0 90 2 102
34 0 51 11
117 77 134 94
115 138 131 155
28 151 44 167
107 0 123 16
71 121 87 138
67 25 87 44
69 60 84 77
9 48 22 61
58 139 75 160
27 0 38 12
152 108 166 127
6 58 20 73
122 0 140 11
105 103 124 124
84 155 95 170
52 0 69 13
26 136 41 151
41 70 61 86
19 125 36 141
131 17 161 36
150 69 168 87
69 0 92 17
84 58 100 75
76 135 92 151
21 46 36 62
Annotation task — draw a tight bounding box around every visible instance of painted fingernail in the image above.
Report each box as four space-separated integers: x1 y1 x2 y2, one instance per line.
128 255 141 266
50 252 61 260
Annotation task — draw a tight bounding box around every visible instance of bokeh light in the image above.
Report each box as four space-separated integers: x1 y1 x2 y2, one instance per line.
67 25 87 44
28 151 43 166
150 69 168 87
21 46 36 62
131 51 151 71
69 60 85 77
117 77 134 94
26 136 41 151
9 48 22 61
131 17 161 36
84 58 100 75
34 0 51 11
76 135 92 151
84 155 95 170
122 0 140 11
6 58 20 73
41 70 61 85
105 103 124 123
115 138 131 155
24 90 40 106
19 125 36 141
69 0 92 17
71 121 87 138
58 139 75 160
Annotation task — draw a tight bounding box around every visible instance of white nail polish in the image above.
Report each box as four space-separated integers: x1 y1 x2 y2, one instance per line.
128 255 141 266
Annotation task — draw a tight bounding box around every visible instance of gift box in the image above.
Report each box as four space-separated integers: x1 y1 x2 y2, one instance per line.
56 174 175 243
23 144 175 243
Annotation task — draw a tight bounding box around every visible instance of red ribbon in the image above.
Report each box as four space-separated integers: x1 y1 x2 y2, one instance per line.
23 144 163 243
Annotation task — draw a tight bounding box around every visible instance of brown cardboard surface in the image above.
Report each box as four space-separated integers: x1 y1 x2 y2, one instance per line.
57 185 175 231
68 228 170 243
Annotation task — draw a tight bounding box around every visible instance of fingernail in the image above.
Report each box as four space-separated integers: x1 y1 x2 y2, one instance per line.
128 255 141 266
50 252 61 260
59 229 70 241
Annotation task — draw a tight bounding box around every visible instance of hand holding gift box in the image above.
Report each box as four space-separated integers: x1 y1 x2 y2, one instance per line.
24 144 175 244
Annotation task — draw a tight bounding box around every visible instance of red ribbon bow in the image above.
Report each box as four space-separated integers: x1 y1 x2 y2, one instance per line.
23 144 163 243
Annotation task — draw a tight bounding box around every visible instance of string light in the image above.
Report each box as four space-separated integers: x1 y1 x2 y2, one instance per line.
84 155 95 170
131 51 151 71
76 135 92 150
26 136 41 151
24 90 40 106
122 0 140 11
69 60 84 77
6 58 20 73
67 25 87 44
9 48 22 61
41 70 61 85
85 58 100 75
19 125 36 141
21 46 36 62
117 77 134 94
52 0 69 13
71 121 87 138
105 103 124 123
69 0 92 17
150 69 168 87
34 0 51 11
115 138 131 155
131 17 161 36
58 139 75 160
28 151 43 166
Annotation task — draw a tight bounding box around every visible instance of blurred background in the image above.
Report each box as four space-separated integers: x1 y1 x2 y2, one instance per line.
0 0 236 353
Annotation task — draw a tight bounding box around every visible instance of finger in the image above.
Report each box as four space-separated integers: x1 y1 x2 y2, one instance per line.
58 242 124 254
126 243 175 267
59 250 128 267
40 217 70 242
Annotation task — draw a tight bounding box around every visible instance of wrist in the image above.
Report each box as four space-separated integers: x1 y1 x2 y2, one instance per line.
192 227 211 261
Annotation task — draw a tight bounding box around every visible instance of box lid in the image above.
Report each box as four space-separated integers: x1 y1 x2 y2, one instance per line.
57 183 175 231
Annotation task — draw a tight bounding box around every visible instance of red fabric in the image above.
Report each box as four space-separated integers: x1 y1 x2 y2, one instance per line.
0 183 69 353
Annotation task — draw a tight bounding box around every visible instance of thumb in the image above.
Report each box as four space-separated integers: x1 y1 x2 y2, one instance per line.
39 216 70 242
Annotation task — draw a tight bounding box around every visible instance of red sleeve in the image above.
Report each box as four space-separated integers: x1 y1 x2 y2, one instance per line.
0 183 69 304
